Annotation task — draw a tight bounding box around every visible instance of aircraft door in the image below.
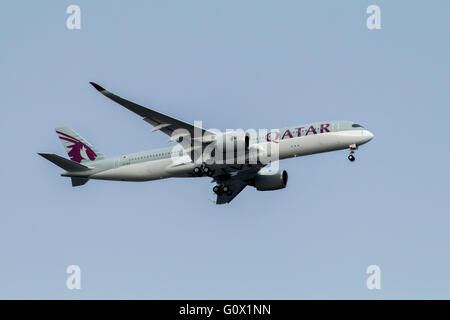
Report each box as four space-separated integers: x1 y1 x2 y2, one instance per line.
119 155 130 167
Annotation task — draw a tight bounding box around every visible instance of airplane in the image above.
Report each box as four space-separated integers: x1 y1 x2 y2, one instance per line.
39 82 374 204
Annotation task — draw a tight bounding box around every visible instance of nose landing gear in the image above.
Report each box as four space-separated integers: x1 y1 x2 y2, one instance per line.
348 144 357 162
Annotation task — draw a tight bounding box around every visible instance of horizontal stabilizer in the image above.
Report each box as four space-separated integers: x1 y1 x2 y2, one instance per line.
38 153 90 172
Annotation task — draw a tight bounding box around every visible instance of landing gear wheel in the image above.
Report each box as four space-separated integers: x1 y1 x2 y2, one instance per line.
226 189 233 196
203 167 214 177
213 185 221 194
222 186 230 193
193 167 201 175
348 144 357 162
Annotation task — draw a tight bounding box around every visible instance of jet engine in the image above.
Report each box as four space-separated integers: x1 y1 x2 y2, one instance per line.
253 169 288 191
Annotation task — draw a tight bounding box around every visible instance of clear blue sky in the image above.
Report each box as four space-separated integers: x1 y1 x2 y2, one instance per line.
1 1 449 299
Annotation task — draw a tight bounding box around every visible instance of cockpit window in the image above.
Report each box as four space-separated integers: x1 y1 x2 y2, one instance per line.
352 124 364 128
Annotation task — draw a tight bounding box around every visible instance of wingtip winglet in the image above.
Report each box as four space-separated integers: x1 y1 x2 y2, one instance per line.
89 82 105 92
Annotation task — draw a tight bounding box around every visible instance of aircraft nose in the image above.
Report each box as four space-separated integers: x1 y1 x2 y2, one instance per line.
363 130 374 141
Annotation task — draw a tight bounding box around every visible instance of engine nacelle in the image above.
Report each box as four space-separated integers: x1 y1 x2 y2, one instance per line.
254 169 288 191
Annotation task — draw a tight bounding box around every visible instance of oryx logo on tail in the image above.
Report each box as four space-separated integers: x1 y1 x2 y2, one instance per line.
56 131 97 162
55 127 104 163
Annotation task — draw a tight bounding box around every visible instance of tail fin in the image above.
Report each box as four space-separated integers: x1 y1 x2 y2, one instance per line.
55 127 104 164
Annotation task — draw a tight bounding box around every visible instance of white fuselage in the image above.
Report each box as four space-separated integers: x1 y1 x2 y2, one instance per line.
88 122 374 182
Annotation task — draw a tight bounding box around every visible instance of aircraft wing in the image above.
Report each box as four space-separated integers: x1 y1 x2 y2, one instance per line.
89 82 211 139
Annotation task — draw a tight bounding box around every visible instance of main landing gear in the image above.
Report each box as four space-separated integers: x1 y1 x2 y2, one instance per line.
213 185 232 196
348 144 357 162
193 164 214 177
